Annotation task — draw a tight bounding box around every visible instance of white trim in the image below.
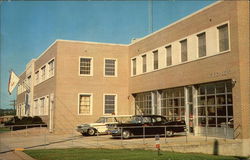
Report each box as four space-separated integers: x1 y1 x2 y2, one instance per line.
56 39 128 47
79 56 94 76
78 93 93 115
129 1 222 46
104 58 118 77
216 21 231 54
33 94 49 116
103 94 117 115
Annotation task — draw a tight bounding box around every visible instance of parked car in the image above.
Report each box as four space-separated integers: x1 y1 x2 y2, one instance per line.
108 115 186 139
76 115 132 136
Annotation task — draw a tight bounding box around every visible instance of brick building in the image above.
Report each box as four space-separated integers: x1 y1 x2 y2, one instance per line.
16 0 250 143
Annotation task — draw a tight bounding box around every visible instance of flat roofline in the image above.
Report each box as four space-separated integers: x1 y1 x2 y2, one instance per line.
128 0 221 46
35 39 128 63
57 39 128 46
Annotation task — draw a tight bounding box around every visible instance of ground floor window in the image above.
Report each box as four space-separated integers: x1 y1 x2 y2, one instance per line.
161 87 185 121
79 94 92 115
196 81 233 132
133 80 234 138
135 92 152 115
104 94 116 114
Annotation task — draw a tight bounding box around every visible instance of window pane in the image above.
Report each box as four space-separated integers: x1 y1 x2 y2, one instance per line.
218 24 229 52
166 46 172 66
132 58 136 75
79 95 91 114
105 95 115 114
105 59 116 76
208 117 216 127
180 39 187 62
217 95 226 105
153 50 158 70
142 55 147 73
207 96 215 105
217 105 226 116
198 32 206 57
198 107 206 116
208 106 216 116
80 58 91 75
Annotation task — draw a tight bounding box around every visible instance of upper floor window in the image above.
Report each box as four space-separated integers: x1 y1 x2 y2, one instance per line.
105 59 116 76
104 94 116 114
41 66 46 81
166 45 172 66
218 24 229 52
79 94 92 115
35 71 39 84
197 32 206 57
180 39 187 62
40 97 45 115
27 76 31 87
153 50 158 70
48 59 55 77
80 57 93 76
142 55 147 73
132 58 136 76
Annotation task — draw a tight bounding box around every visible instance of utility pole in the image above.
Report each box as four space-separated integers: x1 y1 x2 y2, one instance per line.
9 99 16 115
148 0 153 33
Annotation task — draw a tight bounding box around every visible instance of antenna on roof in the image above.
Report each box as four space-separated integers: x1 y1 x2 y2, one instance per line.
148 0 153 33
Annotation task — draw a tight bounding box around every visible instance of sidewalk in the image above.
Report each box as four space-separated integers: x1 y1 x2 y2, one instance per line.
0 151 35 160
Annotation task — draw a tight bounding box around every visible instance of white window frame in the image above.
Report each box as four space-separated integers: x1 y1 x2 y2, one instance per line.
40 65 46 82
216 21 231 54
103 94 117 115
78 93 93 115
131 58 137 76
48 58 55 78
104 58 117 77
79 57 93 76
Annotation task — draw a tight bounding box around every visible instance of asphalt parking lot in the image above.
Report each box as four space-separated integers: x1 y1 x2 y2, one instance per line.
0 128 244 157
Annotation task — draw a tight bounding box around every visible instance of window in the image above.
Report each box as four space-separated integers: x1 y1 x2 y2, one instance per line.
166 45 172 66
48 59 55 77
197 32 206 57
153 50 158 70
34 99 38 115
80 57 93 76
218 24 229 52
135 92 152 115
132 58 136 76
105 59 116 76
104 94 116 114
197 81 233 129
161 87 185 121
27 76 31 87
142 55 147 73
180 39 187 62
40 98 45 115
79 94 92 115
35 71 39 84
41 66 46 81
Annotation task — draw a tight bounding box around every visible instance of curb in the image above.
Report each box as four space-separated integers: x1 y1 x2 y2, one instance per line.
14 151 36 160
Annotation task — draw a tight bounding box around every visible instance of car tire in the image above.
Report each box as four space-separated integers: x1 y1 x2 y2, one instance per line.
166 130 174 137
87 128 96 136
122 130 131 139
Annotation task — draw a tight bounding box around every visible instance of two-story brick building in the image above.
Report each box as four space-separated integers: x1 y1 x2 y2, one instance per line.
16 0 250 144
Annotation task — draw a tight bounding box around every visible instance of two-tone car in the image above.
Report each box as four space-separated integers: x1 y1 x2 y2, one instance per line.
76 115 131 136
109 115 186 139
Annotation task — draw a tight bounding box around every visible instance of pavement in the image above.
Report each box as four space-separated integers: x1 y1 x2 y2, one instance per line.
0 128 245 160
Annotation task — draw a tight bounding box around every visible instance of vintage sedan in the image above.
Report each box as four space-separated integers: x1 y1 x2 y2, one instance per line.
109 115 186 139
76 115 131 136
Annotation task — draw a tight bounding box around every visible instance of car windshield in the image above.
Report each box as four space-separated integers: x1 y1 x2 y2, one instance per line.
95 117 106 123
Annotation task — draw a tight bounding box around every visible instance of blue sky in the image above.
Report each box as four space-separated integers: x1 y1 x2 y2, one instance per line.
0 0 215 109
